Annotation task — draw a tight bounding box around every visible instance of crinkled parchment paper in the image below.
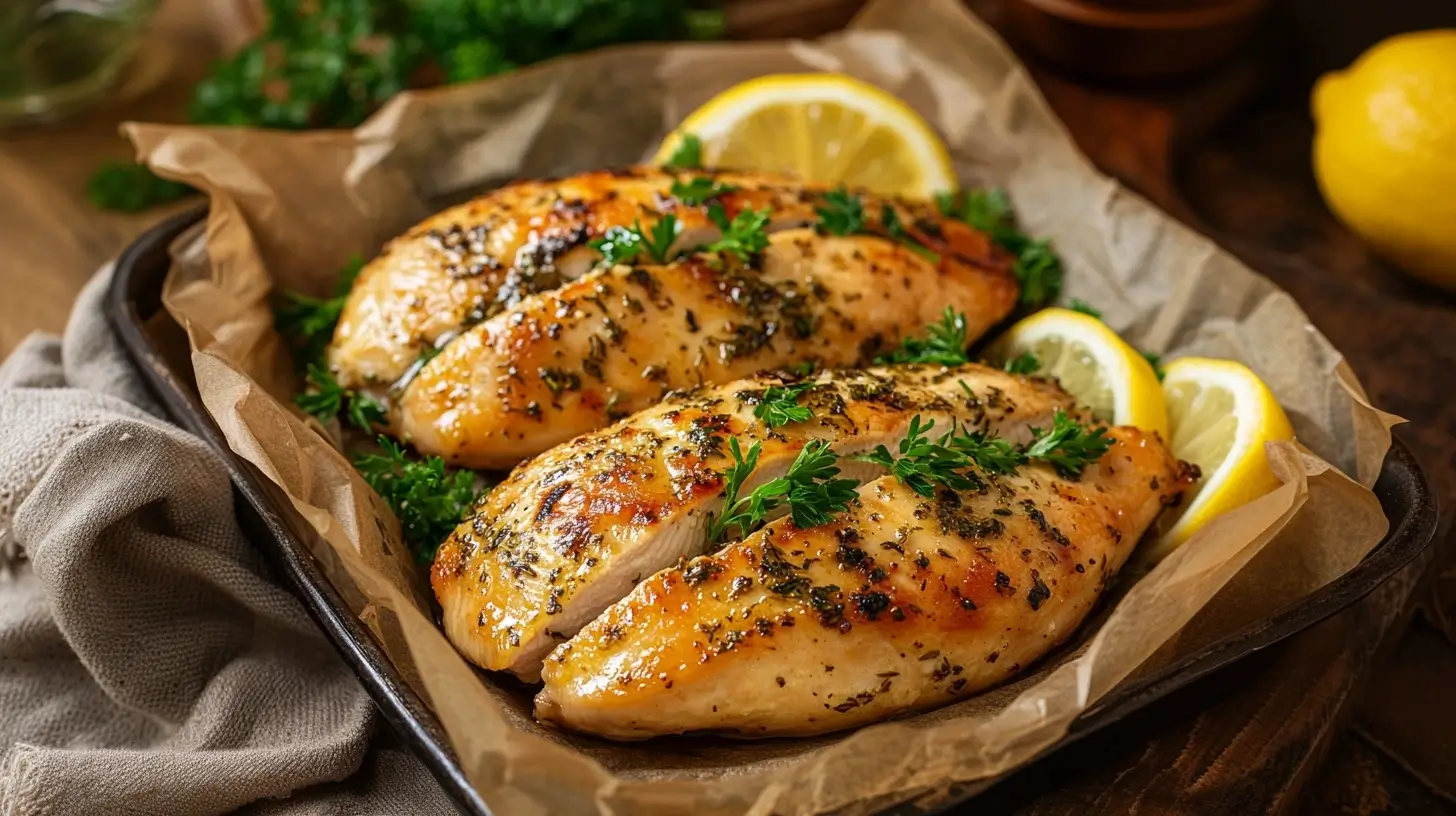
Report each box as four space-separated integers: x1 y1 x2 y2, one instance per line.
125 0 1401 812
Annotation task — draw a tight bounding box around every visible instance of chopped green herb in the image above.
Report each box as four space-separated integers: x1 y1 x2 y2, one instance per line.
754 382 815 429
87 162 195 212
275 254 366 368
937 188 1016 246
1014 239 1064 308
1069 298 1101 319
935 187 1063 308
704 203 771 262
815 188 867 236
708 438 859 545
670 176 737 205
1024 410 1113 479
353 436 483 563
855 415 981 497
946 427 1025 475
877 307 971 366
1004 352 1040 375
295 364 386 431
792 359 818 377
664 133 704 169
589 224 646 266
590 215 680 266
1142 351 1167 382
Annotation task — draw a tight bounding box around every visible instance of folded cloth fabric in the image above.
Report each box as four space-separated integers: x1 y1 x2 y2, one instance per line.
0 267 454 816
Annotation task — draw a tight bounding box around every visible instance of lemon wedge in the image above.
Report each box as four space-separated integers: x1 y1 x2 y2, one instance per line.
1145 357 1296 561
993 307 1169 439
654 73 955 199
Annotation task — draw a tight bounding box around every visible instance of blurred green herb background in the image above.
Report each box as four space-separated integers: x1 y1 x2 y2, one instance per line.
89 0 723 211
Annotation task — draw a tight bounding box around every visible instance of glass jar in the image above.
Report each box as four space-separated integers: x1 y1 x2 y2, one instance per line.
0 0 159 126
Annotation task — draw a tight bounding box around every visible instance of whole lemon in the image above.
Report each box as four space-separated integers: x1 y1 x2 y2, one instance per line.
1312 30 1456 290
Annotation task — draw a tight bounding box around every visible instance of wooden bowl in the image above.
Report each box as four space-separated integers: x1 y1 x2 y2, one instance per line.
1001 0 1268 84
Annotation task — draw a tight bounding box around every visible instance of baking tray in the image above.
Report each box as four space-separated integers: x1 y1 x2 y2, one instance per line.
108 206 1439 816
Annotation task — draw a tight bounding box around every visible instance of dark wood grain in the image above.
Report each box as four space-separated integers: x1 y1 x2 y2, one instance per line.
956 539 1433 815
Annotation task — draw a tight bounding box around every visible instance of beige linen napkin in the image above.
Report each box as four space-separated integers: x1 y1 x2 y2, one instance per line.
0 267 452 816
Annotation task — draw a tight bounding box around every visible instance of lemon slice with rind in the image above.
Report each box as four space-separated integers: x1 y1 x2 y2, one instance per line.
654 73 955 199
1145 357 1296 561
993 307 1169 440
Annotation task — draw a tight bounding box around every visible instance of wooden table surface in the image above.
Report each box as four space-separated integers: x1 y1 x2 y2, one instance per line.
2 1 1452 814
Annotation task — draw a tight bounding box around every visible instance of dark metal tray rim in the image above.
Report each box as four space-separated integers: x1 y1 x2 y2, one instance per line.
107 206 1440 816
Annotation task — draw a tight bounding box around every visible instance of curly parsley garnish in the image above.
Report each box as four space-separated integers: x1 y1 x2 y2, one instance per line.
876 307 971 366
295 364 386 431
855 415 982 497
354 437 484 563
704 203 771 262
1024 409 1113 478
1004 352 1041 375
946 426 1026 475
815 189 938 261
707 438 859 545
754 382 815 429
815 188 866 236
664 133 704 169
936 188 1063 308
1069 298 1101 318
276 254 365 369
590 215 681 266
670 176 737 205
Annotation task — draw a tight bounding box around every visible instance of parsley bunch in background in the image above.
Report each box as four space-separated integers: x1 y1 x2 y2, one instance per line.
89 0 725 211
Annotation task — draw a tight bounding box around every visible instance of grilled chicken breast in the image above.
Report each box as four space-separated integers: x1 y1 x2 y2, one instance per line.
329 167 851 390
397 223 1017 468
432 365 1077 680
535 427 1191 739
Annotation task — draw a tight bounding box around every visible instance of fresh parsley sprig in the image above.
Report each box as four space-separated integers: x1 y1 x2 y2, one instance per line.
855 415 981 497
707 438 859 545
876 307 971 366
754 382 815 429
276 254 366 369
670 176 737 205
590 215 681 266
664 134 704 169
946 427 1025 475
354 437 483 563
704 202 771 262
296 364 386 431
1004 352 1040 375
1024 409 1113 478
936 188 1063 308
1068 298 1101 318
815 188 866 236
815 189 939 261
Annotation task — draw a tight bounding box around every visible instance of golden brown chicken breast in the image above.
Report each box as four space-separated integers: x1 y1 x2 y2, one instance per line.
396 220 1017 468
432 364 1077 680
535 427 1192 739
328 167 840 390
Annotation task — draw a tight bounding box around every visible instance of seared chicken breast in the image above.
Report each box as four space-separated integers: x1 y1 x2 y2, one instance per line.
536 427 1192 739
432 365 1077 680
397 222 1017 468
329 167 851 389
